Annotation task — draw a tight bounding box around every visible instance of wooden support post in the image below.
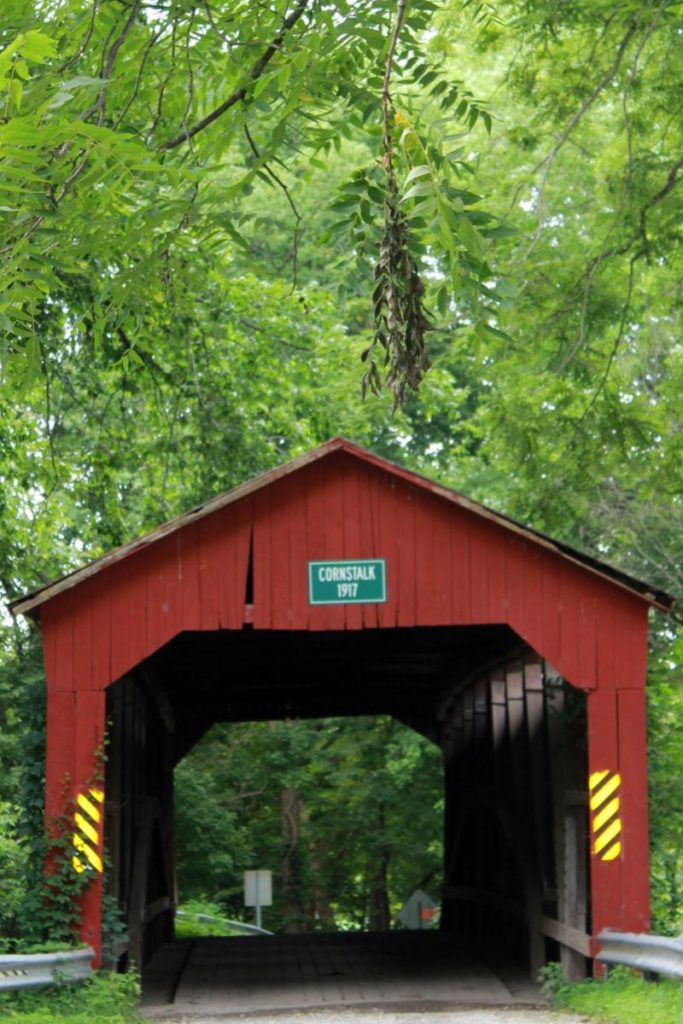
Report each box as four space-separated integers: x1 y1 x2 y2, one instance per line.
441 693 464 934
586 687 622 971
617 688 649 933
489 667 508 946
586 686 650 948
546 671 589 980
524 655 550 894
506 659 545 978
46 689 106 965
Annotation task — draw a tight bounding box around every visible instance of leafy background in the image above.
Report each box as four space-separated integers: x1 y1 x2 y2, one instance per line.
0 0 681 940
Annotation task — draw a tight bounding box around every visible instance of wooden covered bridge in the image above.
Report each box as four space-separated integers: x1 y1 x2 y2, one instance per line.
11 438 671 995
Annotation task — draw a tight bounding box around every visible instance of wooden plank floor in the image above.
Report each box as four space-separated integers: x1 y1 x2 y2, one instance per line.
142 932 543 1016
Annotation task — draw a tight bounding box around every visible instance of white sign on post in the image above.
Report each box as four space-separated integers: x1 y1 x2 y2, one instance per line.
244 869 272 930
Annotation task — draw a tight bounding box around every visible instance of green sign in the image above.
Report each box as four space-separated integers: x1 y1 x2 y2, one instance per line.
308 559 387 605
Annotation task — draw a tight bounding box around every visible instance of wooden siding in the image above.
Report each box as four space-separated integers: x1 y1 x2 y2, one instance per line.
40 451 649 695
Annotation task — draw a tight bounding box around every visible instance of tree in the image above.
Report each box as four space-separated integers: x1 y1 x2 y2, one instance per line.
174 717 443 931
1 1 500 406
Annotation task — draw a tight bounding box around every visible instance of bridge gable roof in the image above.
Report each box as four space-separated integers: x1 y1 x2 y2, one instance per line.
11 436 671 619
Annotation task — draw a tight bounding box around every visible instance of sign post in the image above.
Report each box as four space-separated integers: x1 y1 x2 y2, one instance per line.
244 869 272 930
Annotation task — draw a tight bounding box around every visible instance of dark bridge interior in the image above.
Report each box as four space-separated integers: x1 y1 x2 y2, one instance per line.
104 623 592 991
149 624 520 752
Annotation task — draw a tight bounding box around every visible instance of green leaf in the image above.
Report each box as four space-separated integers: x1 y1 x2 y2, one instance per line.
402 180 435 202
403 165 432 187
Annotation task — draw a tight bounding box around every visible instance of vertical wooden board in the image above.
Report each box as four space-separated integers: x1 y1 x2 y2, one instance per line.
524 654 549 883
302 466 328 631
429 498 454 625
197 513 223 630
41 597 73 691
358 467 380 629
286 478 310 631
449 507 471 624
45 690 77 818
468 516 489 623
577 586 598 690
558 564 582 689
107 561 132 688
617 688 650 932
610 589 648 690
462 686 475 761
301 456 347 632
48 593 75 692
522 550 545 662
41 604 59 692
145 538 175 657
89 572 112 691
214 500 252 629
320 457 347 631
124 555 149 672
178 521 202 632
595 591 618 691
485 523 507 624
374 472 398 629
75 690 107 786
70 587 93 693
489 668 507 754
341 462 363 630
414 491 433 624
163 532 184 637
252 488 273 629
396 484 417 627
268 481 295 630
586 687 622 934
474 675 488 745
540 557 562 677
504 536 528 645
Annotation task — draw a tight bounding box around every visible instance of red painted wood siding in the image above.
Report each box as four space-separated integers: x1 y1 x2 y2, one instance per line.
40 450 649 695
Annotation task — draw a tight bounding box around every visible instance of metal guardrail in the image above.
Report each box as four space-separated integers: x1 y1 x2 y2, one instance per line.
176 911 273 936
597 929 683 981
0 947 94 992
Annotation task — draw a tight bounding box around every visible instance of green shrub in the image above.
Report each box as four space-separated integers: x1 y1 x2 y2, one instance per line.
175 898 238 938
0 970 142 1023
545 963 683 1024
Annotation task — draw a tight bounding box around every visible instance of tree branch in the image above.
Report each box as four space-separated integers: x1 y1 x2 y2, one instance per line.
159 0 308 151
523 19 638 259
639 154 683 259
243 124 302 289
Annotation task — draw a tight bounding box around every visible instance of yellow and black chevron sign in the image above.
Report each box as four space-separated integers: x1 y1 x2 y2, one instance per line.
72 788 104 874
589 770 622 862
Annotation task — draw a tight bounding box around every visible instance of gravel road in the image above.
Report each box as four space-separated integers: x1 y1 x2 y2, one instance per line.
148 1008 591 1024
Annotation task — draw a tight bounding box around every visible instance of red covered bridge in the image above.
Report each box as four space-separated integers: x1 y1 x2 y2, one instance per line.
11 438 672 988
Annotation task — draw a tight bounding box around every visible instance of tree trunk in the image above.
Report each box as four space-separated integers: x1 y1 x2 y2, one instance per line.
310 839 337 930
367 800 390 931
281 787 306 933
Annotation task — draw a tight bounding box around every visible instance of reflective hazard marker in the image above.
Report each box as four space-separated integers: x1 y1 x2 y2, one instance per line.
589 771 622 862
72 788 104 874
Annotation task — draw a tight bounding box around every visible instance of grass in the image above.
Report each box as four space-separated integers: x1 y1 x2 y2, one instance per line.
174 898 238 939
542 963 683 1024
0 970 143 1023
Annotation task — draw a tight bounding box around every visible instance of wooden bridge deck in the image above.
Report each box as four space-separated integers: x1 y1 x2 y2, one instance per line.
141 932 544 1017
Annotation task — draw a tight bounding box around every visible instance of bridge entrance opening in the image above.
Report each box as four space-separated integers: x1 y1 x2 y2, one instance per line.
172 713 445 938
102 622 592 990
12 438 668 1000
